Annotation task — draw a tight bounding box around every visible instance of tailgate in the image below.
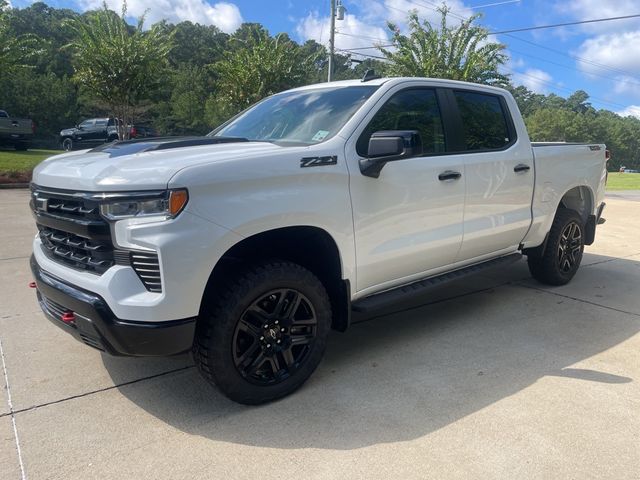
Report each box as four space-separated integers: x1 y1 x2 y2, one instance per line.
0 118 33 136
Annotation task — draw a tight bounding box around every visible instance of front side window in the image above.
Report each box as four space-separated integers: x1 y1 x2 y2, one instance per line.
79 119 94 129
357 88 446 157
453 91 512 151
95 119 108 126
210 86 378 146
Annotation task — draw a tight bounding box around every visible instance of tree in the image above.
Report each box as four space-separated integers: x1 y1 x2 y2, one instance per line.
64 2 173 139
213 27 319 112
380 6 508 85
0 0 41 74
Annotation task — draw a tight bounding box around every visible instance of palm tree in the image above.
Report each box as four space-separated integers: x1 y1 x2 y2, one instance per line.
380 6 509 86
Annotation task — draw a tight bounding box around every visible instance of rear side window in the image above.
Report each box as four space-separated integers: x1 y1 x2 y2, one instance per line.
357 88 445 157
453 91 512 151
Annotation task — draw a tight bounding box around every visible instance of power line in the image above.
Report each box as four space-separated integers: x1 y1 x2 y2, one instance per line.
492 14 640 35
336 0 640 84
337 47 631 110
470 0 521 9
501 33 640 80
507 47 640 88
335 30 390 42
502 66 629 110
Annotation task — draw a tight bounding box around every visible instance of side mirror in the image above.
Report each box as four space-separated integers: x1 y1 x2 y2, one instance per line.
359 130 422 178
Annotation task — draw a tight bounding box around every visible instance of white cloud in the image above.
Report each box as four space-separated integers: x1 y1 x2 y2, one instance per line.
295 0 476 60
613 75 640 98
296 11 390 59
380 0 473 28
517 68 553 94
76 0 243 33
555 0 640 33
617 105 640 118
577 31 640 81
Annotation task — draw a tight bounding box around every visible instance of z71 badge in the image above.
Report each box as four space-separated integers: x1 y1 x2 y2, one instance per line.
300 155 338 168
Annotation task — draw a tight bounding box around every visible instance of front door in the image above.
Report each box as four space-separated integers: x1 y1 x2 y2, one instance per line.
346 86 466 295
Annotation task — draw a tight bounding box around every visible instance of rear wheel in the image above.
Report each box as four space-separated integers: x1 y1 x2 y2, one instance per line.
62 138 73 151
527 209 585 286
193 260 331 404
14 142 27 151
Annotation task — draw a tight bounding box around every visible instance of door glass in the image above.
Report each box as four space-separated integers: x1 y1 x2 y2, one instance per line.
95 119 108 127
357 89 445 156
79 120 94 129
453 91 512 151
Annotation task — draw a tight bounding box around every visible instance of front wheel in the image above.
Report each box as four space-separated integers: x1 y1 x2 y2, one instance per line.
527 209 585 286
193 261 332 404
62 138 73 151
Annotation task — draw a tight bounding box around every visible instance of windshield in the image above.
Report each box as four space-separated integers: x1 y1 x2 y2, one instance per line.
209 85 379 145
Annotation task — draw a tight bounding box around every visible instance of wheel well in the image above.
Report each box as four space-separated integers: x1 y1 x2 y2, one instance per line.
202 226 351 332
524 185 595 258
558 186 593 222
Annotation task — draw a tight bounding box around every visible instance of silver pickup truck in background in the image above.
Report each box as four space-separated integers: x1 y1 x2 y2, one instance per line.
0 109 34 150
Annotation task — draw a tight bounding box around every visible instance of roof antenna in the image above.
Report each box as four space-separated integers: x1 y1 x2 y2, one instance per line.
361 69 381 82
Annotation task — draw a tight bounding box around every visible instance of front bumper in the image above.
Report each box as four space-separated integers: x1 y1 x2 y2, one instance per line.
31 255 196 356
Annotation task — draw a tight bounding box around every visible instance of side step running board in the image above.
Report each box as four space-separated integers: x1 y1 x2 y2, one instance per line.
352 253 522 313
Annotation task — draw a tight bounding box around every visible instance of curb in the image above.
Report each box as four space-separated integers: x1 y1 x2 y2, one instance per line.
0 183 29 189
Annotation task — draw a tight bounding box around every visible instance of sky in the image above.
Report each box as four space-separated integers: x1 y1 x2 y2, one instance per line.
9 0 640 117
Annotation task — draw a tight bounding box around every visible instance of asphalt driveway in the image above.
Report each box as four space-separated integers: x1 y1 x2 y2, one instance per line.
1 189 639 479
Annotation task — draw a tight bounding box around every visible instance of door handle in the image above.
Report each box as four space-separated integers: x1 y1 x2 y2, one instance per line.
438 170 462 181
514 164 531 173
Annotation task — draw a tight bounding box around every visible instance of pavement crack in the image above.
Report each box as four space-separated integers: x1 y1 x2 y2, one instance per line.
515 283 640 318
0 255 30 262
0 336 27 480
0 365 195 418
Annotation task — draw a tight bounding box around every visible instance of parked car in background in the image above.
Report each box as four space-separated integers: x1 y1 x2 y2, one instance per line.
0 110 35 151
59 118 157 151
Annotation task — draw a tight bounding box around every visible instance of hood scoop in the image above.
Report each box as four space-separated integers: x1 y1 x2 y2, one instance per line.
89 136 249 158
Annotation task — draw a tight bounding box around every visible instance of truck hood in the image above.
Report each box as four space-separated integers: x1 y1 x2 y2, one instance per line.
33 137 300 191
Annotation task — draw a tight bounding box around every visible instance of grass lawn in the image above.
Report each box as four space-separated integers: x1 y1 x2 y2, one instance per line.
0 149 61 183
606 172 640 191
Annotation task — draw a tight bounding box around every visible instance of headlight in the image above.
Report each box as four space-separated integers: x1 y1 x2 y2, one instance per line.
100 189 188 220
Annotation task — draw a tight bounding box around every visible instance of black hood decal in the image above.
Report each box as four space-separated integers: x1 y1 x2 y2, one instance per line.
89 136 249 158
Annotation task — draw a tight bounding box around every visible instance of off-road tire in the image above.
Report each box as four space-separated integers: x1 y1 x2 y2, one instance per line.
193 260 332 405
527 209 585 286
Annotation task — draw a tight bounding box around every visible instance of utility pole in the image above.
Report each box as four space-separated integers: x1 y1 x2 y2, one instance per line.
328 0 336 82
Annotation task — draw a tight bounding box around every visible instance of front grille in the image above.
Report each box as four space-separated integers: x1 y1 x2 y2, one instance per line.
32 186 163 292
39 226 115 274
130 252 162 292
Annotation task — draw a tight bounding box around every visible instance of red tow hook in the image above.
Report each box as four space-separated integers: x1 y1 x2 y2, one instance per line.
61 312 76 324
28 281 37 289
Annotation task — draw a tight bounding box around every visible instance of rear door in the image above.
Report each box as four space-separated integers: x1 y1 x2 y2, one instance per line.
86 118 109 143
346 85 466 294
450 89 535 260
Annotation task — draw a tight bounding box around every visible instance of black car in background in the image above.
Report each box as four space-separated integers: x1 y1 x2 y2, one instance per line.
59 118 157 151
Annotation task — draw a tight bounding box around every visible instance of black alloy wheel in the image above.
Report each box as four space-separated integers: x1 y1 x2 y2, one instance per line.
193 260 331 404
232 289 317 386
527 208 585 286
557 221 582 273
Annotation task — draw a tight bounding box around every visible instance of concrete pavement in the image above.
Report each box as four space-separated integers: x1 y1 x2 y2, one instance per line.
1 189 639 479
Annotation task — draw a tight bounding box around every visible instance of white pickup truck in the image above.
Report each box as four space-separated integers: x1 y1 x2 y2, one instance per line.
30 77 608 404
